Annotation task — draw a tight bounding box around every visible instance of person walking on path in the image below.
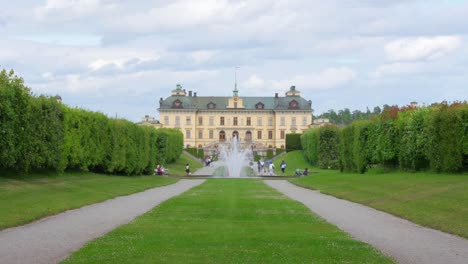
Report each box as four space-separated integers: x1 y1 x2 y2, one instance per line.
269 162 275 176
185 163 190 176
280 160 287 175
257 160 261 173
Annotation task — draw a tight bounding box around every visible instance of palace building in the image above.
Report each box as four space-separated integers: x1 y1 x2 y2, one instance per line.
157 84 313 150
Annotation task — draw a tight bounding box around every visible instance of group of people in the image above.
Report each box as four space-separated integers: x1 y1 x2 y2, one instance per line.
295 168 309 176
256 159 288 176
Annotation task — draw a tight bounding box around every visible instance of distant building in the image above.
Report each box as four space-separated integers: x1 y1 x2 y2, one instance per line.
157 84 313 150
311 118 331 127
137 115 162 128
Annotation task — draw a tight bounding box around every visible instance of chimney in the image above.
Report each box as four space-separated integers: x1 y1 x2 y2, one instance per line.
194 92 197 97
159 97 163 105
189 91 192 97
275 93 278 98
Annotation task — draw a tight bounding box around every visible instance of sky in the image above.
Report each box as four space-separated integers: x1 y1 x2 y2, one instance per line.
1 0 467 121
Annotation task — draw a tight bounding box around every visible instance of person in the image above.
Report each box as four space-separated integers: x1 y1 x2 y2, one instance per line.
269 162 275 176
280 160 286 175
257 160 261 173
154 165 160 176
303 168 309 176
185 163 190 176
295 168 302 176
260 159 265 173
156 165 163 176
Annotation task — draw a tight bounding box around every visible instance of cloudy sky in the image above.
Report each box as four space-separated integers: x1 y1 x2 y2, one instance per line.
1 0 467 121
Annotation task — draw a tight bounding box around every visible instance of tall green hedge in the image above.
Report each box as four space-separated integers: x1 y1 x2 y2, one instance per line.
286 133 302 152
0 69 183 175
302 102 467 173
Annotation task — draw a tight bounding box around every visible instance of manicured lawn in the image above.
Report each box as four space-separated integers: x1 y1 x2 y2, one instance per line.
63 180 393 264
164 153 203 176
0 172 178 230
0 153 201 230
274 150 314 176
281 151 468 238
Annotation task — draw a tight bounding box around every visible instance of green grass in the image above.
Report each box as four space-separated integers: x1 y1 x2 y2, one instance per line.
0 172 178 230
63 180 393 264
281 151 468 238
164 153 203 176
274 150 313 176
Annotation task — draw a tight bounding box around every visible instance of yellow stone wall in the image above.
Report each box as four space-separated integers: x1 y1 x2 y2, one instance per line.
159 109 311 148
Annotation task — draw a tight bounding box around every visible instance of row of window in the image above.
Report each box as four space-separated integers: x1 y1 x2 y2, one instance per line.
164 116 308 126
184 130 286 140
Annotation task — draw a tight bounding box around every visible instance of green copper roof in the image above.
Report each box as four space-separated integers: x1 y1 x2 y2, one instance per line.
159 95 312 111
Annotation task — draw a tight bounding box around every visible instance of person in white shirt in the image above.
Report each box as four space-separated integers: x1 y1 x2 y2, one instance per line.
269 162 275 176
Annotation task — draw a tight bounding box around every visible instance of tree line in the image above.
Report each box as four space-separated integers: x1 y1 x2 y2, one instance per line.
316 106 386 125
302 103 467 173
0 69 183 175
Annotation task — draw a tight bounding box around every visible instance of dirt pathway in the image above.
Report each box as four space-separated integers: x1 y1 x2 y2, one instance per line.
265 180 468 264
0 179 205 264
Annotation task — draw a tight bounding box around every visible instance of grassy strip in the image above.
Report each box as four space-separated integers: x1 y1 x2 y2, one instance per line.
164 153 203 176
0 172 177 230
281 151 468 238
63 180 393 264
0 153 201 230
273 150 312 176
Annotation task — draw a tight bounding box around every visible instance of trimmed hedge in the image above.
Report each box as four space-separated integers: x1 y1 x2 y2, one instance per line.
302 102 467 173
0 69 183 175
286 133 302 152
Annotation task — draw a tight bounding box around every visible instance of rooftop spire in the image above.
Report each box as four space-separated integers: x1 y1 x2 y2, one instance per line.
233 66 239 97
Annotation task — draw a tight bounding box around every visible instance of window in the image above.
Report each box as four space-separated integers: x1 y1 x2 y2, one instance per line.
198 130 203 139
207 103 215 109
280 116 285 126
246 117 251 126
257 130 262 139
233 117 238 126
186 129 191 139
164 116 169 125
268 130 273 139
220 117 225 126
209 130 214 139
303 117 307 126
268 117 273 126
175 116 180 126
198 116 203 125
291 117 296 126
280 130 285 139
186 116 191 125
234 102 238 108
256 102 264 109
209 116 214 126
289 100 299 109
257 117 262 126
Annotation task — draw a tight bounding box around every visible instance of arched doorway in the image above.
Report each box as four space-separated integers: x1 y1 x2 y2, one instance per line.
219 131 226 142
245 131 252 142
232 130 239 139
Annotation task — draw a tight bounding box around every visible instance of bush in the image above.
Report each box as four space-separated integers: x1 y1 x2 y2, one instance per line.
286 133 302 152
0 68 183 175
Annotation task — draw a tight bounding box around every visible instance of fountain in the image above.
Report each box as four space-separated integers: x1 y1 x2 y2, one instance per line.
218 135 253 177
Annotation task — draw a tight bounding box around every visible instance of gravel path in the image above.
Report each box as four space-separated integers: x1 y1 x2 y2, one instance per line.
265 180 468 264
0 179 205 264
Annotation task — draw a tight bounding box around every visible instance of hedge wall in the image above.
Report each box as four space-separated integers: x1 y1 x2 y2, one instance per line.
286 133 302 152
0 69 183 175
301 102 468 173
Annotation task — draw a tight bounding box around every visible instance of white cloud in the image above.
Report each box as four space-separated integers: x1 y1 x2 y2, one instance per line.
272 67 357 90
35 0 102 18
384 36 462 61
242 74 265 89
372 62 427 78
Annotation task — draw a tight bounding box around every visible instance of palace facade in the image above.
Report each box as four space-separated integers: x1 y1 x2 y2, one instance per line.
157 84 313 149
